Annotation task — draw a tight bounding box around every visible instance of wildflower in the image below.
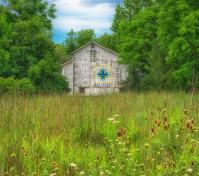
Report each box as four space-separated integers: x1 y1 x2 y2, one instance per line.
70 163 77 168
113 114 119 117
117 127 126 138
187 168 193 173
185 119 194 132
100 171 104 175
113 120 119 124
41 157 46 161
108 117 115 122
157 165 163 170
117 141 123 145
69 162 78 171
162 108 166 113
184 109 188 115
191 139 196 143
163 121 170 130
80 171 85 175
107 171 112 175
49 173 56 176
54 167 59 171
155 119 161 127
10 153 16 158
176 134 180 138
125 140 130 146
51 161 58 168
151 127 156 135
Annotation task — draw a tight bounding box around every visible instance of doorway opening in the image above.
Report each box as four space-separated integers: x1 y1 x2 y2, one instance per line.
79 87 85 94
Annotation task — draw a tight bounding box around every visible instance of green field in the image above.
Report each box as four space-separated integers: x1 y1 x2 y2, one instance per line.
0 92 199 176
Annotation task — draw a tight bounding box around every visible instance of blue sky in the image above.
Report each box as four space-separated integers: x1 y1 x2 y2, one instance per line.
51 0 122 43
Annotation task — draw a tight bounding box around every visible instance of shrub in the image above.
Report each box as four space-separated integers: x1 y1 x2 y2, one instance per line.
0 77 35 94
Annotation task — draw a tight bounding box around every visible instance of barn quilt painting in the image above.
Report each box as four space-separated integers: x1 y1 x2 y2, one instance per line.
94 64 112 87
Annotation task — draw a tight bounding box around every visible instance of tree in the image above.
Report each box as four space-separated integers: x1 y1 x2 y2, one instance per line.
113 0 199 90
76 29 96 48
157 0 199 89
64 30 77 54
96 33 118 52
119 5 158 90
0 0 67 92
64 29 96 54
28 54 67 92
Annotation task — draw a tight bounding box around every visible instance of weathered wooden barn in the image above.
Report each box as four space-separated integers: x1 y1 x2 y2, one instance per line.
61 41 128 95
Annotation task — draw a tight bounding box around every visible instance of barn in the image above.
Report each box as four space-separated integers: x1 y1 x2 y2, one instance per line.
61 41 128 95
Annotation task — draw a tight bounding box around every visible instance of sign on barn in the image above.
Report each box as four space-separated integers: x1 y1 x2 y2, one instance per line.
94 64 112 87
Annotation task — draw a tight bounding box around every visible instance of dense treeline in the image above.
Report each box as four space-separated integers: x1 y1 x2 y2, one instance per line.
0 0 198 92
112 0 199 90
63 0 199 91
0 0 67 92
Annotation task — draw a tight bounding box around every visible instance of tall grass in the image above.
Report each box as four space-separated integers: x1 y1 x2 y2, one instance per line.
0 92 199 175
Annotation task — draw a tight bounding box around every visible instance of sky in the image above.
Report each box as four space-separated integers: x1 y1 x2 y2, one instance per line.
51 0 122 43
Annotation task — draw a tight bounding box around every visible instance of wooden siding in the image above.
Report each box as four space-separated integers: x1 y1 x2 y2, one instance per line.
62 42 128 95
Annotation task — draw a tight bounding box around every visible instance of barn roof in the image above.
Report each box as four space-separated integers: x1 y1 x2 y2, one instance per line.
60 59 72 66
71 41 119 56
61 41 119 67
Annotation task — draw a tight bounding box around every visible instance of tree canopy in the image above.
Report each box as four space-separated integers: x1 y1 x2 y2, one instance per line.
0 0 67 92
112 0 199 90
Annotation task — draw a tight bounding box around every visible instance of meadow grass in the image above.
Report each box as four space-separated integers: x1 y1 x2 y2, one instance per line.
0 92 199 176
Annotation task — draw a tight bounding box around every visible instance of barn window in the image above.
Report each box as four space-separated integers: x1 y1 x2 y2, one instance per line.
91 43 95 49
90 49 97 62
79 87 85 93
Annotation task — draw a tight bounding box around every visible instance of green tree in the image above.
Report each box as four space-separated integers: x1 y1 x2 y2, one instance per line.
157 0 199 89
76 29 96 48
0 0 67 92
96 33 118 52
113 0 199 90
28 54 67 92
64 29 77 54
64 29 96 54
119 5 158 90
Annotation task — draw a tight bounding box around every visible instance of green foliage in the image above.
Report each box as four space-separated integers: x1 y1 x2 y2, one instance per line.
0 92 199 175
64 29 96 54
96 33 118 52
113 0 199 90
28 54 67 92
0 0 68 92
0 77 35 93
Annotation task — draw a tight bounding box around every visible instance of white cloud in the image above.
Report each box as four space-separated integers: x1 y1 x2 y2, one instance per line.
52 0 115 32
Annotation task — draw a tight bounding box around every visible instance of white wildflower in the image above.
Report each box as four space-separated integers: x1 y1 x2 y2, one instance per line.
187 168 193 173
